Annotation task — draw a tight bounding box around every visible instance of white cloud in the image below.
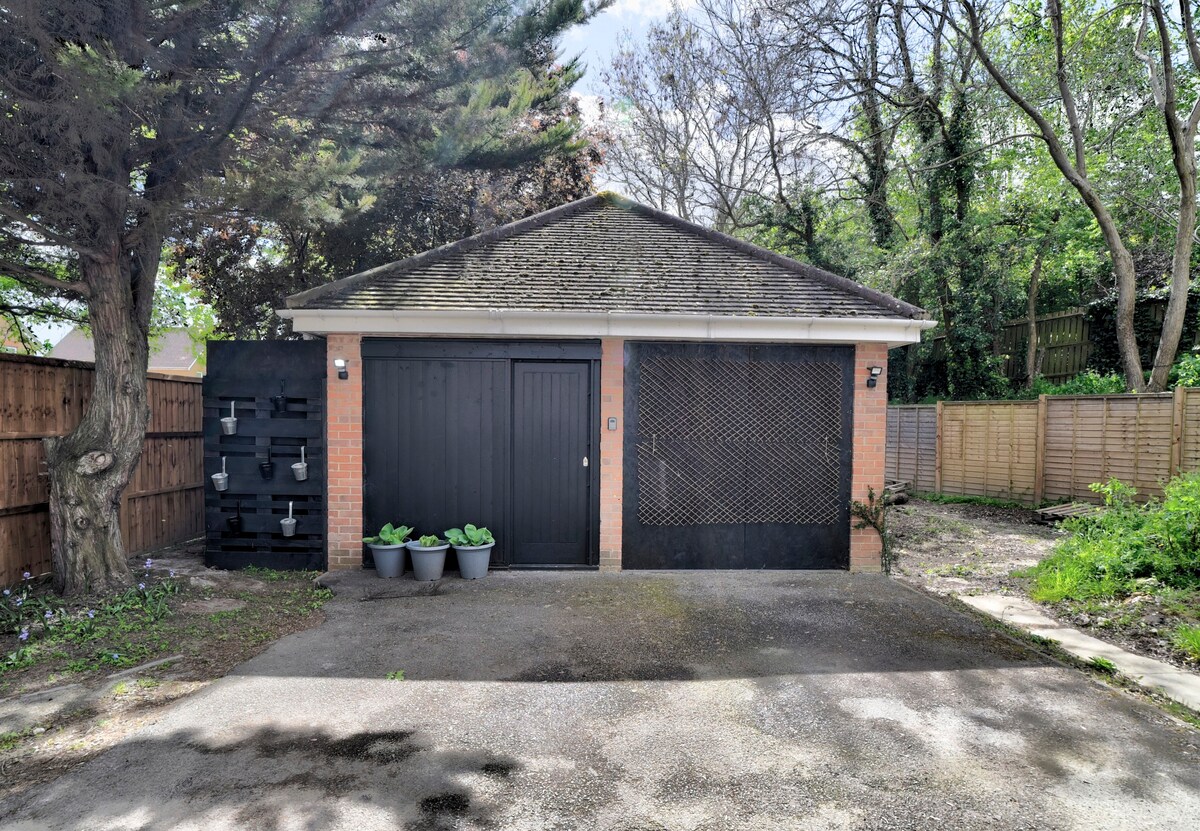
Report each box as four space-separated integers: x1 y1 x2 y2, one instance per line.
607 0 696 20
573 93 603 126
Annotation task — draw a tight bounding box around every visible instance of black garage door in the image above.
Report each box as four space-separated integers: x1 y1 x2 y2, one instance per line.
623 342 853 569
362 339 600 568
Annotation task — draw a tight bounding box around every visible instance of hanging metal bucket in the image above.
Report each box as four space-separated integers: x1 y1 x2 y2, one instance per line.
226 501 243 532
211 457 229 492
259 447 275 480
272 381 287 413
280 501 297 537
220 401 238 435
291 446 308 481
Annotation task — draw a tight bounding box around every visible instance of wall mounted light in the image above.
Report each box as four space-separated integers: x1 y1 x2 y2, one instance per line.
866 366 883 388
333 358 349 380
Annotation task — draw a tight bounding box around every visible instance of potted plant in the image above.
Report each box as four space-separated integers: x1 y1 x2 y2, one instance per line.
445 524 495 579
406 534 449 581
363 523 413 578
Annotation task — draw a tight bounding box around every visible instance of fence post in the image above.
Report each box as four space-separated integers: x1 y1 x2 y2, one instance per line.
1171 384 1186 479
1034 394 1047 506
934 400 944 493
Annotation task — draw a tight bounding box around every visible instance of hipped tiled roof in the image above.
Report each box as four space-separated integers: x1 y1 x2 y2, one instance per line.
287 194 925 321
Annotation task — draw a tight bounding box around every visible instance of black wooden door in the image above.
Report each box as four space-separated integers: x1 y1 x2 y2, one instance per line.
363 340 599 569
623 342 853 569
511 361 592 566
363 355 510 564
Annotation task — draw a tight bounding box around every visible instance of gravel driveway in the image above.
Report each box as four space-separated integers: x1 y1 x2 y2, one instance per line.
1 571 1197 830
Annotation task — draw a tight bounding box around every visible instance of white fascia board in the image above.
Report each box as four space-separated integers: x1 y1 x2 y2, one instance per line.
277 308 936 346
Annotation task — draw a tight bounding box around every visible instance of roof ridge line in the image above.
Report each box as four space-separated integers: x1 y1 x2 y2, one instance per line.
286 194 606 309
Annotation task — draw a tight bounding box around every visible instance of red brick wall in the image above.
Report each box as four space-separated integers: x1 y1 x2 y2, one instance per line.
850 342 888 572
599 338 625 571
326 334 364 571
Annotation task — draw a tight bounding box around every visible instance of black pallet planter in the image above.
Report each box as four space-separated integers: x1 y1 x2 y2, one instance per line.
203 340 327 571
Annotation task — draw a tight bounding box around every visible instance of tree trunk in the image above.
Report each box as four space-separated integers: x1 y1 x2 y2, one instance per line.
1148 144 1197 391
1111 245 1145 392
44 254 153 595
1025 229 1054 387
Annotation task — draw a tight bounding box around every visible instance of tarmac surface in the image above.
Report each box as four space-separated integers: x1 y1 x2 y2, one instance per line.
1 570 1197 830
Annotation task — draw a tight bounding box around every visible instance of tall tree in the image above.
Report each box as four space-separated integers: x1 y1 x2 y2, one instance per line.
599 1 814 231
0 0 597 594
959 0 1200 391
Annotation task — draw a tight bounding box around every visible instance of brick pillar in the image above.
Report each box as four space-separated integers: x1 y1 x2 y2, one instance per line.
325 334 363 571
850 342 888 572
599 338 625 571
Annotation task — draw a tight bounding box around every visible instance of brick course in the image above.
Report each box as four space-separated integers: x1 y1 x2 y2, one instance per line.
850 342 889 572
325 333 363 571
598 338 625 571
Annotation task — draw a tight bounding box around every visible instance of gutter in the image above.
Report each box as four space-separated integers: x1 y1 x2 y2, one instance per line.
277 308 937 347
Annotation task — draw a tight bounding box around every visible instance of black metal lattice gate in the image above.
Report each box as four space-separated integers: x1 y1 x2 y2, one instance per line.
622 342 853 569
203 340 326 571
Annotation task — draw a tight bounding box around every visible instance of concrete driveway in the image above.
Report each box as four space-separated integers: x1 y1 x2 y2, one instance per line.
1 572 1197 830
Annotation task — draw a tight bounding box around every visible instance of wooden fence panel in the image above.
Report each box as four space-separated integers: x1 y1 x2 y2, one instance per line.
889 388 1200 508
938 401 1040 503
1043 394 1175 503
0 353 203 585
886 406 937 492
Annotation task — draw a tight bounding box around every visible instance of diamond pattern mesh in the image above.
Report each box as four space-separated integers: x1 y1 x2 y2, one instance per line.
636 356 844 526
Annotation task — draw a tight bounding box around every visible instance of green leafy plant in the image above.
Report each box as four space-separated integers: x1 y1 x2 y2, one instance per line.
386 670 406 681
1172 351 1200 388
1086 656 1117 675
1027 475 1200 603
416 534 444 547
849 487 895 574
445 524 495 547
363 523 414 546
1172 625 1200 660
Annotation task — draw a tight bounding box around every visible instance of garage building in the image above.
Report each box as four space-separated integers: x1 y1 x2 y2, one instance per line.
280 193 933 572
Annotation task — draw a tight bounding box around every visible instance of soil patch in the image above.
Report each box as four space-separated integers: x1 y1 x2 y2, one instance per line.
0 542 331 801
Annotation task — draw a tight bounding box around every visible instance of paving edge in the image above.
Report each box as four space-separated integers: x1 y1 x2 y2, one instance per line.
959 594 1200 713
889 578 1200 727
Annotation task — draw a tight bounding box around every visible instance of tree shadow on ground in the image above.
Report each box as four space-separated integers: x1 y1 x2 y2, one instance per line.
0 724 525 831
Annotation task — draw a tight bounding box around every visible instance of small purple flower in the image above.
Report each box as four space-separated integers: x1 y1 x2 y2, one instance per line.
137 582 146 590
44 610 53 620
169 570 176 578
22 571 31 580
14 598 22 607
2 589 9 597
111 653 119 660
87 610 96 619
145 559 153 569
18 628 29 642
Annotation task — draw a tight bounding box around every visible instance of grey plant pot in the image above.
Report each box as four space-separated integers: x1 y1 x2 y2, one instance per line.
453 543 494 579
407 541 449 581
369 543 406 578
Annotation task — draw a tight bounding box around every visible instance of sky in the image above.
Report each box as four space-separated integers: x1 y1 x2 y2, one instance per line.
562 0 690 107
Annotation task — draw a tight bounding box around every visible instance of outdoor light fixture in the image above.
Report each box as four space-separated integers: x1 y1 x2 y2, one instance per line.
333 358 348 380
866 366 883 388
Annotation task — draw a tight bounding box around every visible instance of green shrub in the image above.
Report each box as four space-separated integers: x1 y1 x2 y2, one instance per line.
1025 370 1127 398
1172 352 1200 388
1028 475 1200 602
1172 625 1200 660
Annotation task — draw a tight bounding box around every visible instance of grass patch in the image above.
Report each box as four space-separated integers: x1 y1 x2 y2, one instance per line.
1172 625 1200 660
1086 656 1117 674
913 492 1030 510
386 670 406 681
1025 477 1200 604
1 564 332 696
